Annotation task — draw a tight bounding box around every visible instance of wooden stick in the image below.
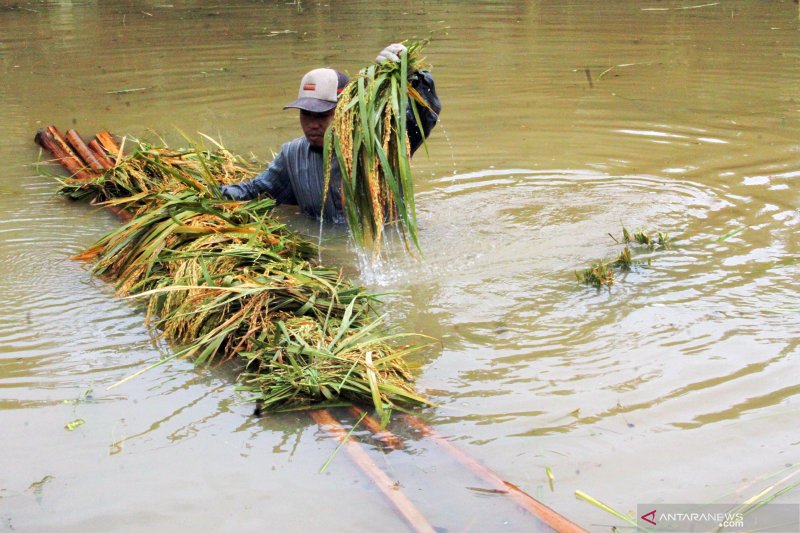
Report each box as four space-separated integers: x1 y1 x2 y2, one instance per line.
66 130 105 171
403 414 588 533
88 139 115 169
88 197 134 224
34 129 95 180
308 410 435 533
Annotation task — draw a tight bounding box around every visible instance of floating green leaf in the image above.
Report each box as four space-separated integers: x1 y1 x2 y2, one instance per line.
65 419 85 431
575 490 640 529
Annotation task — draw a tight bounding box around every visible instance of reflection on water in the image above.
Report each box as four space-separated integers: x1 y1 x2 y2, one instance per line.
1 0 799 530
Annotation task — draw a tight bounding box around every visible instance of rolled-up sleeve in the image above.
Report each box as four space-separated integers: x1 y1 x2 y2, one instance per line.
221 147 297 204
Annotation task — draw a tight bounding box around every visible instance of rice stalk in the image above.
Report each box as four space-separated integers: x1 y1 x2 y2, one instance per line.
54 136 430 413
576 260 615 287
574 490 642 530
577 226 670 287
613 246 633 271
622 226 670 250
324 39 431 260
722 463 800 526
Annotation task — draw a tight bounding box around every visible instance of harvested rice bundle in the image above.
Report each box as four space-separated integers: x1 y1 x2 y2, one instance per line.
58 140 255 211
324 39 432 259
238 308 427 415
57 137 429 413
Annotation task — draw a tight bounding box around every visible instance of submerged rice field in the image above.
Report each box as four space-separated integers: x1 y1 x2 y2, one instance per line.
1 1 799 530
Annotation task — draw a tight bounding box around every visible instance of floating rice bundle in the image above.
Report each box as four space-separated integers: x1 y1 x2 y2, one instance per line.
323 39 431 259
57 137 253 211
575 226 671 287
49 133 429 413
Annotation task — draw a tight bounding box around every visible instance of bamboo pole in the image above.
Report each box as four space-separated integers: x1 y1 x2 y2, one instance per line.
66 129 105 171
403 414 588 533
34 129 95 180
88 139 115 169
38 127 131 221
92 200 134 223
95 130 123 161
46 126 95 174
347 407 587 531
308 410 435 533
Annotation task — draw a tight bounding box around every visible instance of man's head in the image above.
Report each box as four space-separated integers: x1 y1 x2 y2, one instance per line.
284 68 349 149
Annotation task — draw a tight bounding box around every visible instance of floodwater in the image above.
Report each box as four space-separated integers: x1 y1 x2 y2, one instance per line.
1 1 798 531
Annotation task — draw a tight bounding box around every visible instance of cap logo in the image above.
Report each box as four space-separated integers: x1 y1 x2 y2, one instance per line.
284 68 348 112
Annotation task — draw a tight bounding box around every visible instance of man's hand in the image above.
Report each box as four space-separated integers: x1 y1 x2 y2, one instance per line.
376 43 407 64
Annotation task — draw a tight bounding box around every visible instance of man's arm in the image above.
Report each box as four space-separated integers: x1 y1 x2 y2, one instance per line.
220 146 297 203
407 69 441 155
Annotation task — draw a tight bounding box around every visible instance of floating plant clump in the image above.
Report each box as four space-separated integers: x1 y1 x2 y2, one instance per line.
576 226 670 287
622 226 671 248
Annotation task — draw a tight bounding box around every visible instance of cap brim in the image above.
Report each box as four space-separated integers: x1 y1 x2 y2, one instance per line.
283 97 337 113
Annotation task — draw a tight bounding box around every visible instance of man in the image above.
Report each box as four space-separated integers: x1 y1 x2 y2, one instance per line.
221 43 441 223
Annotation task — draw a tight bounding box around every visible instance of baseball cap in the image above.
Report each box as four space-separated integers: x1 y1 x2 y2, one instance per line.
283 68 350 113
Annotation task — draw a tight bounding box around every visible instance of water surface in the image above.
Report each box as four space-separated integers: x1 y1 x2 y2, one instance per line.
1 1 799 530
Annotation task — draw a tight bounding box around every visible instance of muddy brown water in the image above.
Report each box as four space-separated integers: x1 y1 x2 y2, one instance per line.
1 1 799 531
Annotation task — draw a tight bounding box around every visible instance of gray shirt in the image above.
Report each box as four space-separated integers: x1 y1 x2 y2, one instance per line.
222 138 345 223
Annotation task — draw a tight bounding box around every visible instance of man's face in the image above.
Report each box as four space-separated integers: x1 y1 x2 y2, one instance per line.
300 109 335 149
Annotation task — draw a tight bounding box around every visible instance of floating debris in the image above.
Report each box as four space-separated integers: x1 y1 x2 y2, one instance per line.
575 489 639 528
27 475 55 504
577 226 670 287
623 226 670 248
106 87 148 95
65 419 85 431
27 475 55 493
576 260 616 287
714 226 746 242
